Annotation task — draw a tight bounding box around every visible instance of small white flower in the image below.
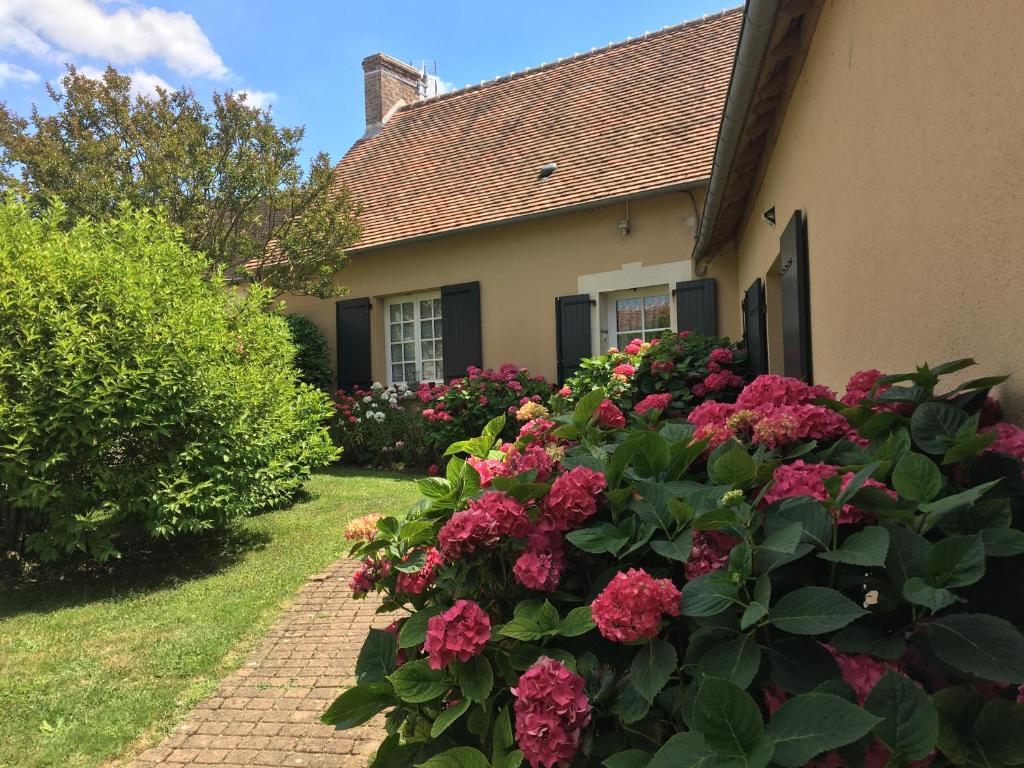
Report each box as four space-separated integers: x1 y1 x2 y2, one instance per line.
363 396 372 403
371 382 384 391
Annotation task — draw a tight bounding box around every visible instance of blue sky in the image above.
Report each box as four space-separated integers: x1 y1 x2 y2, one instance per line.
0 0 732 166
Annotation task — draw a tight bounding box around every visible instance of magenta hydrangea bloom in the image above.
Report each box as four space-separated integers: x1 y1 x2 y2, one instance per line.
985 422 1024 474
395 547 443 595
349 557 391 598
512 658 591 768
634 393 673 414
708 346 734 365
841 369 888 405
438 492 531 559
513 529 566 592
763 460 895 525
685 531 740 580
596 399 626 428
590 568 681 643
736 373 835 409
423 599 491 669
612 363 635 378
538 466 607 532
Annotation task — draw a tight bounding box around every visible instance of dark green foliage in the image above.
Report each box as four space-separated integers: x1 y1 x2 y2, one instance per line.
0 199 338 561
284 314 333 391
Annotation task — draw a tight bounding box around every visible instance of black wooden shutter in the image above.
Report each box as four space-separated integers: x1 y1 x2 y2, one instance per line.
743 278 769 376
780 210 812 382
335 297 371 390
441 281 482 381
675 278 717 337
555 294 592 384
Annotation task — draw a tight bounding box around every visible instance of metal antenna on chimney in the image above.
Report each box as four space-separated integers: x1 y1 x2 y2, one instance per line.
415 60 439 97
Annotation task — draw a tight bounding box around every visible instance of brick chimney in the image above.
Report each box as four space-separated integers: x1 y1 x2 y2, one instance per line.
362 54 425 135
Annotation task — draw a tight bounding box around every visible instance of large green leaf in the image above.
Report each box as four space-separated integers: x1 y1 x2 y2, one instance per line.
767 639 841 694
923 534 986 588
631 638 677 703
828 625 906 660
356 628 398 685
759 522 803 554
416 747 492 768
698 633 761 689
886 526 931 589
902 577 958 611
917 479 1001 532
864 671 939 761
912 402 970 454
603 749 654 768
927 614 1024 684
970 700 1024 766
817 526 890 567
933 685 985 765
769 497 833 548
646 732 716 768
561 606 597 637
767 692 881 767
708 443 758 487
690 677 772 764
740 574 772 631
681 573 739 617
430 698 471 738
321 682 396 729
399 605 445 648
388 659 451 703
651 533 695 563
454 655 493 702
565 523 629 555
769 587 868 636
612 681 652 725
892 451 943 502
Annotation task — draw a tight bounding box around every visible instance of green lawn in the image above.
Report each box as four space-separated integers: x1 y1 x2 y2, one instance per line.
0 467 420 768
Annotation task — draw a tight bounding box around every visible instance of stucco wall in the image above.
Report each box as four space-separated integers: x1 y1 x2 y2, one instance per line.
283 189 742 384
729 0 1024 415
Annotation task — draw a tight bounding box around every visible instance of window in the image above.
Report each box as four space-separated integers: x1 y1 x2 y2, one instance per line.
386 293 443 384
607 285 672 349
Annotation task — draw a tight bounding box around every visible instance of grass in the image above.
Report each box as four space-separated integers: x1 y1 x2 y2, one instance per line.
0 467 421 768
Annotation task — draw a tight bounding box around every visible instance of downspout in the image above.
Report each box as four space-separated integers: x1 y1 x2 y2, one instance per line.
693 0 780 276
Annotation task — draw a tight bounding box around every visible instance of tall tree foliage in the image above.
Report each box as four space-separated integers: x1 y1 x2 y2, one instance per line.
0 65 360 296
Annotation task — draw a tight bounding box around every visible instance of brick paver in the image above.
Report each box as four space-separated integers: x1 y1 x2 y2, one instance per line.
128 560 389 768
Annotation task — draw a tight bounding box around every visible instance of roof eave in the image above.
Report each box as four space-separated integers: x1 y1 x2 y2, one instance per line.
346 179 710 256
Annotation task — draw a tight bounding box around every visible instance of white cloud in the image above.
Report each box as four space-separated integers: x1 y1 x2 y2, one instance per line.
425 74 454 97
77 64 173 98
0 0 228 79
0 61 40 86
236 88 277 109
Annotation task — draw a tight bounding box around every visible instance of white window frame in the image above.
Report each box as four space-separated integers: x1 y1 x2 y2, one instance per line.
384 292 444 385
605 284 674 350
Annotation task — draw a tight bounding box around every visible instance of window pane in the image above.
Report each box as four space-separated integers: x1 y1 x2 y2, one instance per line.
421 341 434 359
422 362 435 381
391 343 404 362
644 294 671 330
403 342 415 359
433 299 442 318
616 333 633 350
402 302 414 321
389 304 402 323
404 363 417 381
420 319 433 339
435 340 443 358
420 299 432 318
434 320 444 339
390 324 402 342
616 298 642 332
391 364 403 382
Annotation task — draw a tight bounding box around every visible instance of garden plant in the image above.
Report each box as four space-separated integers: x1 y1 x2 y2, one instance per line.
324 351 1024 768
0 200 337 562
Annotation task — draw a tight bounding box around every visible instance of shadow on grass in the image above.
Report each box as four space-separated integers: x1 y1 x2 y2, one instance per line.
0 521 272 621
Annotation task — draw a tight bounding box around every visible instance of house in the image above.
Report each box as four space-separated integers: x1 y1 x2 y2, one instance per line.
693 0 1024 415
282 10 745 387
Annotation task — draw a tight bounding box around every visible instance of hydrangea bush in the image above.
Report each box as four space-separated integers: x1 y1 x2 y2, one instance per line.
324 358 1024 768
334 382 430 469
554 331 748 417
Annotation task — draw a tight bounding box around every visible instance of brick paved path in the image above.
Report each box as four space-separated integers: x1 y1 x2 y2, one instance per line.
129 560 389 768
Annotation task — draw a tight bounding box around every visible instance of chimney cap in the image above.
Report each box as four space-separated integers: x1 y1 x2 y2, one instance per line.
362 53 425 81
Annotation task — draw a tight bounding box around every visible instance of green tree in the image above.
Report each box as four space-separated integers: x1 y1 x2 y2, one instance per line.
0 65 360 297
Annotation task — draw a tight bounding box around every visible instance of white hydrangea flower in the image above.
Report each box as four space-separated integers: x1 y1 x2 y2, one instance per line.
363 396 372 404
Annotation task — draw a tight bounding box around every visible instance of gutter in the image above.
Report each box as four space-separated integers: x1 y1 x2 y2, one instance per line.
692 0 780 274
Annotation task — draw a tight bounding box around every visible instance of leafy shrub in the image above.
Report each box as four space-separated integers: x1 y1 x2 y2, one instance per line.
334 383 432 469
0 200 337 562
323 357 1024 768
417 364 552 454
284 313 333 391
555 331 747 415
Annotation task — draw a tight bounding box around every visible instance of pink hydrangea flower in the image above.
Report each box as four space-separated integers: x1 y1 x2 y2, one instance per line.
539 466 606 532
703 370 744 392
513 529 566 591
558 386 572 398
612 363 635 378
467 455 509 487
427 464 440 477
736 374 835 409
634 393 673 414
709 347 734 365
689 400 740 429
395 547 443 595
985 422 1024 466
841 369 888 405
763 460 893 525
519 418 557 443
685 531 740 580
349 557 391 597
504 441 557 481
438 492 531 559
596 399 626 428
424 599 491 669
651 360 674 374
512 658 591 768
590 568 681 643
763 684 788 716
750 404 849 448
623 338 645 355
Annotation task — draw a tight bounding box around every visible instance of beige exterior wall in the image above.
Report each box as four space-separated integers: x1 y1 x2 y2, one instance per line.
727 0 1024 415
283 189 742 385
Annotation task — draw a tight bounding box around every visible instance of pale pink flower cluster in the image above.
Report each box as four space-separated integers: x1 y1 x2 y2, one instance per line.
438 492 531 559
512 658 592 768
344 513 382 542
395 547 444 595
684 531 740 580
634 393 672 415
538 466 606 532
423 599 491 669
513 529 566 591
590 568 681 643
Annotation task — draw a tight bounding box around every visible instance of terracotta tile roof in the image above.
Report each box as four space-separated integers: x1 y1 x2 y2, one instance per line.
334 8 743 252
